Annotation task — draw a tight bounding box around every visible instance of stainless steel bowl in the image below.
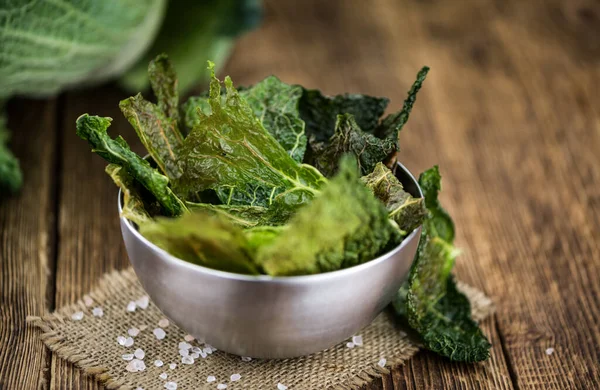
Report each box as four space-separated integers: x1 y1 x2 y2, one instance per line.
120 162 422 358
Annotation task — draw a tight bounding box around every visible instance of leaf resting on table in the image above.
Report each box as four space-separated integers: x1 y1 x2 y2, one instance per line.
75 114 187 217
393 166 491 362
175 62 326 211
312 114 396 177
256 156 401 276
139 212 260 275
361 162 427 234
119 55 184 181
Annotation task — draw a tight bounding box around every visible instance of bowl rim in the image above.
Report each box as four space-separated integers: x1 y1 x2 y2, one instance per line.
119 161 423 283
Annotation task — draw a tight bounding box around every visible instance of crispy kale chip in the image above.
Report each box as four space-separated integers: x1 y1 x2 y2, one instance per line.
185 202 289 228
394 166 491 362
106 164 153 226
119 55 184 181
140 212 260 275
183 76 306 163
75 114 186 217
175 62 326 210
362 162 427 234
256 156 401 276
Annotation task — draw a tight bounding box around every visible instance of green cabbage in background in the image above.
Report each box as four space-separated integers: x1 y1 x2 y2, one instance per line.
0 0 262 194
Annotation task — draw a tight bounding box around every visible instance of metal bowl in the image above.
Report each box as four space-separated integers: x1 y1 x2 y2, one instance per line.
119 162 422 358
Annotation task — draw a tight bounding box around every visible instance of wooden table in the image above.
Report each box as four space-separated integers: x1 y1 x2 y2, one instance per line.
1 0 599 388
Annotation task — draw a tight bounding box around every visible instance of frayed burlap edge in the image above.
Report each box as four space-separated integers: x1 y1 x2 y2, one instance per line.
27 268 494 390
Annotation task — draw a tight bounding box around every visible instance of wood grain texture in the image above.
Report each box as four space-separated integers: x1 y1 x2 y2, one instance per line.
0 98 57 390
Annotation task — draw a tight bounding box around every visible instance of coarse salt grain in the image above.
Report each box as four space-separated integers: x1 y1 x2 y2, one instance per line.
124 337 134 347
154 360 164 367
135 387 144 390
127 301 137 312
164 381 177 390
92 307 103 317
191 352 200 359
122 354 134 361
181 356 194 365
184 334 195 342
217 384 227 390
207 375 216 382
153 328 166 340
377 358 387 368
546 348 554 355
178 341 192 350
179 349 189 357
199 351 207 358
191 347 202 354
158 318 169 327
134 348 145 359
128 327 140 337
202 347 212 355
71 311 84 321
346 342 355 349
277 384 288 390
125 359 146 372
117 336 127 346
169 363 176 370
136 296 149 309
352 335 363 346
230 373 241 382
241 356 252 362
159 373 168 379
83 295 93 307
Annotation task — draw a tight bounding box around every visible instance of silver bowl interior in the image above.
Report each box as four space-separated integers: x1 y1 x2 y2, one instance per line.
119 162 423 358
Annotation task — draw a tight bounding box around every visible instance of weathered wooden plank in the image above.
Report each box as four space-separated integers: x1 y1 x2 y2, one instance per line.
0 98 57 390
50 86 142 390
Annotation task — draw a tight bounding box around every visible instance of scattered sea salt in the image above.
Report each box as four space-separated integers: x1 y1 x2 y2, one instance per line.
169 363 177 370
217 384 227 390
124 337 134 347
117 336 127 346
83 295 93 307
71 311 84 321
125 359 146 372
346 342 355 349
153 328 166 340
241 356 252 362
164 381 177 390
178 342 192 350
181 356 194 365
352 335 363 346
154 360 164 367
191 347 202 354
377 358 387 368
158 318 169 328
207 375 216 382
179 349 189 357
128 327 140 337
135 387 144 390
122 354 134 361
134 348 145 360
191 352 200 359
136 295 149 309
92 307 103 317
127 301 137 312
159 373 168 379
546 348 554 355
139 325 148 331
200 351 207 358
202 347 213 355
230 373 241 382
277 384 288 390
184 334 195 342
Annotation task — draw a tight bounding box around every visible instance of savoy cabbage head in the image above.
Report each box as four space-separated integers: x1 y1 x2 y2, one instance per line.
0 0 262 193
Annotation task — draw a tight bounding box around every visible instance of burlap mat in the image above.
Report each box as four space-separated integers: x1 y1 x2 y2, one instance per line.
28 268 493 390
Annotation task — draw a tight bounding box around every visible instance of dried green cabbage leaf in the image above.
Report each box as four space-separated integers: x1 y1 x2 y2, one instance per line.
175 62 326 210
375 67 429 141
106 164 153 226
75 114 186 217
139 212 260 275
183 76 306 162
119 55 184 180
121 0 262 93
257 157 401 276
362 163 427 234
394 166 491 362
313 114 396 177
299 89 389 143
185 202 290 228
